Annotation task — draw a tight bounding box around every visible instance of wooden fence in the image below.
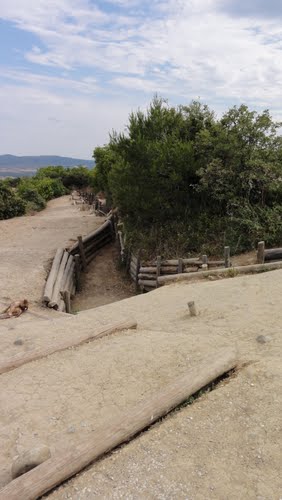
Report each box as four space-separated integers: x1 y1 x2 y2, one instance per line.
257 241 282 264
43 217 114 313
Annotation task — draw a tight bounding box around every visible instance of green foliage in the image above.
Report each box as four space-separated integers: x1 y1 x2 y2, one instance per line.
0 182 26 219
95 98 282 255
36 165 92 190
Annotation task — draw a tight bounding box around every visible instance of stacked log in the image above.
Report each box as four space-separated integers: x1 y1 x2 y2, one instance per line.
43 250 76 311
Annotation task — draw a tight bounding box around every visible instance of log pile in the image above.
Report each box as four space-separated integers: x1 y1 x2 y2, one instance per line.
43 218 114 313
138 254 229 292
43 249 75 312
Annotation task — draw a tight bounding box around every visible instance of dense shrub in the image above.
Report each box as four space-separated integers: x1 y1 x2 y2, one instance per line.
93 98 282 256
0 182 26 219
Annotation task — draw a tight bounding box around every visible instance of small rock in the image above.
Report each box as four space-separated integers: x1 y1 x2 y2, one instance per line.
11 445 51 479
14 339 23 346
256 335 272 344
67 426 76 434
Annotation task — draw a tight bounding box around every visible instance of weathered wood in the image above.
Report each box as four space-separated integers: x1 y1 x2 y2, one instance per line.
224 246 231 268
131 254 138 267
154 258 200 266
43 248 65 303
84 231 113 252
178 258 183 273
84 234 112 256
207 260 225 267
48 252 69 308
257 241 265 264
202 255 208 265
62 262 75 295
74 254 81 292
57 299 66 313
139 266 157 274
188 301 197 317
184 267 199 273
78 236 87 271
158 260 282 285
138 279 157 287
0 319 137 377
63 291 71 314
82 220 112 246
138 273 157 280
264 247 282 262
0 348 237 500
60 254 74 292
130 261 138 275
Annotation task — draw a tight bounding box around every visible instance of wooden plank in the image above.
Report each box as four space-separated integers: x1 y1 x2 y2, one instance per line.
48 252 69 308
264 248 282 262
82 220 112 246
257 241 265 264
178 258 183 274
131 254 138 267
154 258 200 266
0 319 137 376
138 273 157 280
158 260 282 286
60 254 74 292
138 279 157 287
43 248 65 303
224 246 231 268
0 348 237 500
78 236 87 271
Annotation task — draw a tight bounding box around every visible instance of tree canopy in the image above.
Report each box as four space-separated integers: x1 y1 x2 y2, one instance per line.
93 98 282 255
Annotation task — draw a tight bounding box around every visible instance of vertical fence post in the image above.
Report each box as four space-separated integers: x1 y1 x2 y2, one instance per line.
224 246 231 268
74 254 81 291
257 241 265 264
135 250 141 290
78 236 87 271
202 255 208 270
63 290 71 314
178 258 183 273
156 256 161 288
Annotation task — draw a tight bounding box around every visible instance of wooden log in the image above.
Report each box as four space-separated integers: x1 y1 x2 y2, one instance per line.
48 252 69 308
131 254 138 267
207 260 225 267
224 246 231 268
264 247 282 262
84 234 112 256
43 248 65 303
78 236 87 271
62 262 75 295
83 221 112 245
154 258 200 266
0 348 238 500
158 260 282 286
130 261 138 275
257 241 265 264
0 319 137 377
139 266 157 274
83 230 112 252
74 254 81 292
60 254 74 292
57 299 66 313
138 279 157 288
138 273 158 280
184 267 199 273
63 291 71 314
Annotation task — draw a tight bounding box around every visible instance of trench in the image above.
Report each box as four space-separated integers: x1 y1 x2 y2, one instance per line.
72 240 136 312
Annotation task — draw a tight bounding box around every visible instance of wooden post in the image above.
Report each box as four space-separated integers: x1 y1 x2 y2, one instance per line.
156 255 161 288
188 301 197 317
178 258 183 273
78 236 87 271
201 255 208 270
135 250 141 289
224 246 230 268
74 254 81 292
63 291 71 314
0 348 237 500
257 241 265 264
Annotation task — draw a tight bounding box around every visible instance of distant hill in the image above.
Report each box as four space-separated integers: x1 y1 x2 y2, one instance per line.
0 155 94 177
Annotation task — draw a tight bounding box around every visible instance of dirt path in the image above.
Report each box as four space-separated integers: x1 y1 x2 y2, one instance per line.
0 197 102 307
73 241 135 311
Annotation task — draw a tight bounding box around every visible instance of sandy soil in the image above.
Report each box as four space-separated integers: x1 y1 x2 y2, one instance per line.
0 196 104 307
72 242 135 312
0 267 281 499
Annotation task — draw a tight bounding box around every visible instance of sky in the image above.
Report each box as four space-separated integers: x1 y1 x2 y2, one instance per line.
0 0 282 159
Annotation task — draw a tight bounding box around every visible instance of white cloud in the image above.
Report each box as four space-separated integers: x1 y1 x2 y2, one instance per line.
0 0 282 155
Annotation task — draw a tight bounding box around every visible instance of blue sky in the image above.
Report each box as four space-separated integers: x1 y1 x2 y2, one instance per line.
0 0 282 158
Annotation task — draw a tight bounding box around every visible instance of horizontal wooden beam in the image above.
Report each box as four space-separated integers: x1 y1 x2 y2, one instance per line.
0 348 238 500
0 319 137 376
